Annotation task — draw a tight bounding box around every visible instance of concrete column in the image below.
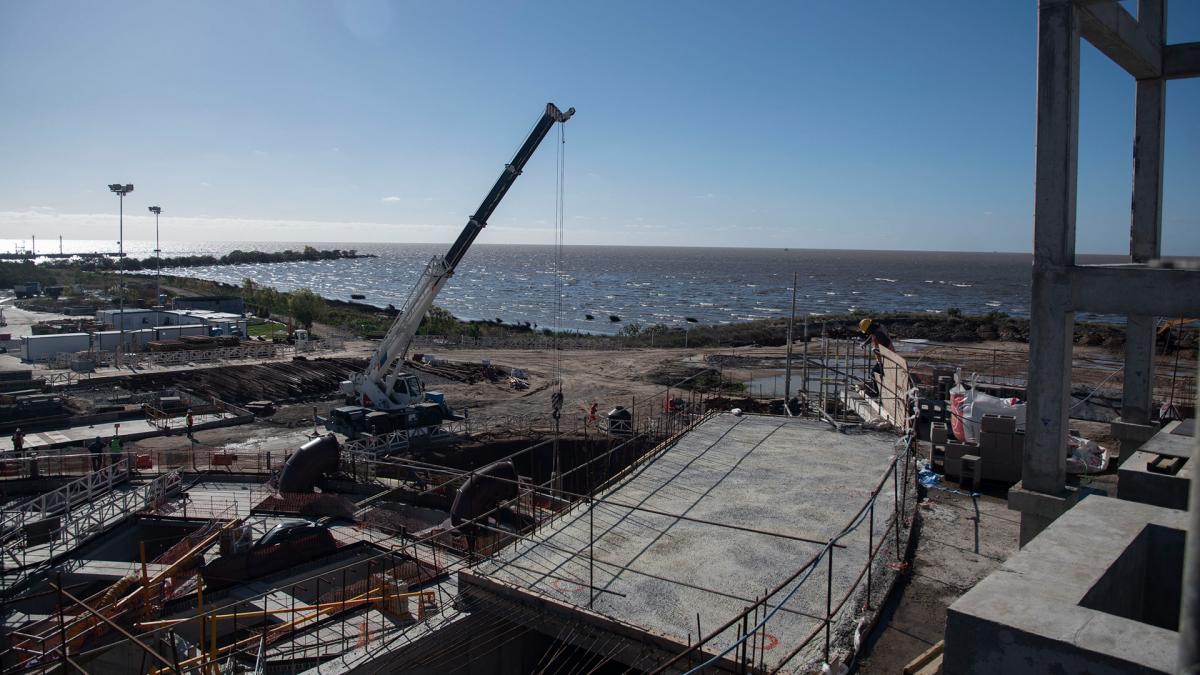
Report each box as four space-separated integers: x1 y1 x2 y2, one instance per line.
1025 0 1080 490
1121 314 1155 425
1180 360 1200 672
1118 0 1164 460
1010 0 1080 544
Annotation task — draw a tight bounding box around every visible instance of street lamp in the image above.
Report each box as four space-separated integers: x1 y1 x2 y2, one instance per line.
148 206 162 305
108 183 133 365
108 184 134 256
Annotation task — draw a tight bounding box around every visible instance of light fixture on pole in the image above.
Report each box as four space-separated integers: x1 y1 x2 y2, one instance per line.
108 184 134 256
148 206 162 305
108 183 133 365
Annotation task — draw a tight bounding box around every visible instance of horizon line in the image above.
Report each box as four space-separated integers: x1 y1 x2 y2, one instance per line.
0 237 1158 258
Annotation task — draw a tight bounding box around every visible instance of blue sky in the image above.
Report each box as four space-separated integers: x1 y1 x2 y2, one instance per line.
1 1 1197 254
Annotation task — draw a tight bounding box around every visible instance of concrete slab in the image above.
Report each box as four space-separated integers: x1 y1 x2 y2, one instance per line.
944 496 1185 674
0 411 243 453
468 413 907 672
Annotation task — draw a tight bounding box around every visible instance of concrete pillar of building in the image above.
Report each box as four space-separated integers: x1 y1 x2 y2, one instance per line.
1009 0 1081 546
1114 0 1165 463
1179 360 1200 673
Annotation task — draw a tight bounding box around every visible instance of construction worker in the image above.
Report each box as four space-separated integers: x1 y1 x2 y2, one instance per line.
11 428 23 455
186 409 195 439
859 318 893 399
858 318 894 353
89 436 104 471
109 435 123 466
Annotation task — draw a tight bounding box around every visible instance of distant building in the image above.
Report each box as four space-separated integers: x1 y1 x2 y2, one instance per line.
94 308 247 336
173 296 244 314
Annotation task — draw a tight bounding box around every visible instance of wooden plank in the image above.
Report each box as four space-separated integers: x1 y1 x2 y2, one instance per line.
903 639 944 674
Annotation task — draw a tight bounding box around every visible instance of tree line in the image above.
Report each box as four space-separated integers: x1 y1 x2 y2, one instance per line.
44 246 370 272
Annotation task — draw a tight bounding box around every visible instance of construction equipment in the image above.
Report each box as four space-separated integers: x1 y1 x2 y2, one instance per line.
333 102 574 438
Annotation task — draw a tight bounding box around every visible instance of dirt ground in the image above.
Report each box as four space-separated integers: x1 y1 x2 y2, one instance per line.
856 483 1021 673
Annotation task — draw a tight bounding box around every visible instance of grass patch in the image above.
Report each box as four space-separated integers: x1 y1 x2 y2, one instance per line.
248 318 286 338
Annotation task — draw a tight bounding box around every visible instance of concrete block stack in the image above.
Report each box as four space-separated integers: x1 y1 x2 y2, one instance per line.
941 414 1024 485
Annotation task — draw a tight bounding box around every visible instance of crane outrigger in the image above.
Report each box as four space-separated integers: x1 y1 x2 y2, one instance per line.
329 103 575 439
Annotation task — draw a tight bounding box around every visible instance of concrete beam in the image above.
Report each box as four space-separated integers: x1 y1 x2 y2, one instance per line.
1163 42 1200 79
1077 0 1162 80
1070 265 1200 316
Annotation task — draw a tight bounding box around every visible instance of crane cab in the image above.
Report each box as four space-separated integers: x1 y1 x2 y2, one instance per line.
393 374 423 400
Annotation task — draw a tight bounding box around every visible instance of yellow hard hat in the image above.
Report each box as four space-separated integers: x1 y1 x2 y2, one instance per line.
859 318 873 332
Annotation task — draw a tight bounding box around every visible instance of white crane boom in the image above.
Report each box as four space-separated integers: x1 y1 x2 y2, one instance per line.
342 103 574 412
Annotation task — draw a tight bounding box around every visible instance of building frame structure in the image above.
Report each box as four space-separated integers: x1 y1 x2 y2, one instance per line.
1011 0 1199 543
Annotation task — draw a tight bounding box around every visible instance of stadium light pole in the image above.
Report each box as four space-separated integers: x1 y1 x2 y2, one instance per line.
109 183 134 366
148 206 162 305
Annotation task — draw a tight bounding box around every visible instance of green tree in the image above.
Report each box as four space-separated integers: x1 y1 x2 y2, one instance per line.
288 287 325 329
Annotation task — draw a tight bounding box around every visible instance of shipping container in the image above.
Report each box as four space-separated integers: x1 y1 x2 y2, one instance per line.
93 329 156 352
95 308 169 331
20 333 90 362
154 324 208 341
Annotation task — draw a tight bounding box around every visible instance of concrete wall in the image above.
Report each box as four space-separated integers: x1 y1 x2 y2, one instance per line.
944 496 1183 674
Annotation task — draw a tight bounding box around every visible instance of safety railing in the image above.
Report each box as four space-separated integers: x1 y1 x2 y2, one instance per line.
1 470 183 595
0 447 277 481
0 458 130 533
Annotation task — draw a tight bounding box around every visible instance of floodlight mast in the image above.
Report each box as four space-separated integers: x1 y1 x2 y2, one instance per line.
108 183 133 365
149 206 162 303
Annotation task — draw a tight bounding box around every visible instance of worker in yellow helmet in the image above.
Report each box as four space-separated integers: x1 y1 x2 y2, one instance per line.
859 319 895 398
858 318 894 353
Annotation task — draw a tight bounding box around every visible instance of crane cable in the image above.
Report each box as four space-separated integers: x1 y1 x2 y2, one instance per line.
551 118 567 495
554 119 567 389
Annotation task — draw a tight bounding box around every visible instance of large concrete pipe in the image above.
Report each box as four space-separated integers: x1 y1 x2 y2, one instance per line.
278 433 340 493
450 460 519 527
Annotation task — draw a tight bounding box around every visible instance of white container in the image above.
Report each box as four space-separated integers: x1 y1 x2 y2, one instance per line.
93 330 155 352
21 333 91 362
154 324 208 340
95 308 167 331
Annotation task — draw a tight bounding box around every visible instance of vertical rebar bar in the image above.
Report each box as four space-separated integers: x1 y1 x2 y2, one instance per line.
894 461 900 559
56 573 67 669
973 493 981 554
867 500 875 608
589 496 595 609
825 546 834 664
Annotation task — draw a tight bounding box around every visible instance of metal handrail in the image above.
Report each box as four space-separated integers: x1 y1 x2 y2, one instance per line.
0 459 130 532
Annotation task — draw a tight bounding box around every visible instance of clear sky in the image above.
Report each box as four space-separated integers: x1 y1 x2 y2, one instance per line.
1 1 1197 254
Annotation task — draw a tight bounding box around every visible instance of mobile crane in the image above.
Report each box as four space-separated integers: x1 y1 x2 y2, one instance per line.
329 103 575 439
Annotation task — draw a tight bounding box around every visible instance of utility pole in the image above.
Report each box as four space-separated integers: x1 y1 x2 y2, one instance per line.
149 206 162 305
784 271 797 413
109 184 134 366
